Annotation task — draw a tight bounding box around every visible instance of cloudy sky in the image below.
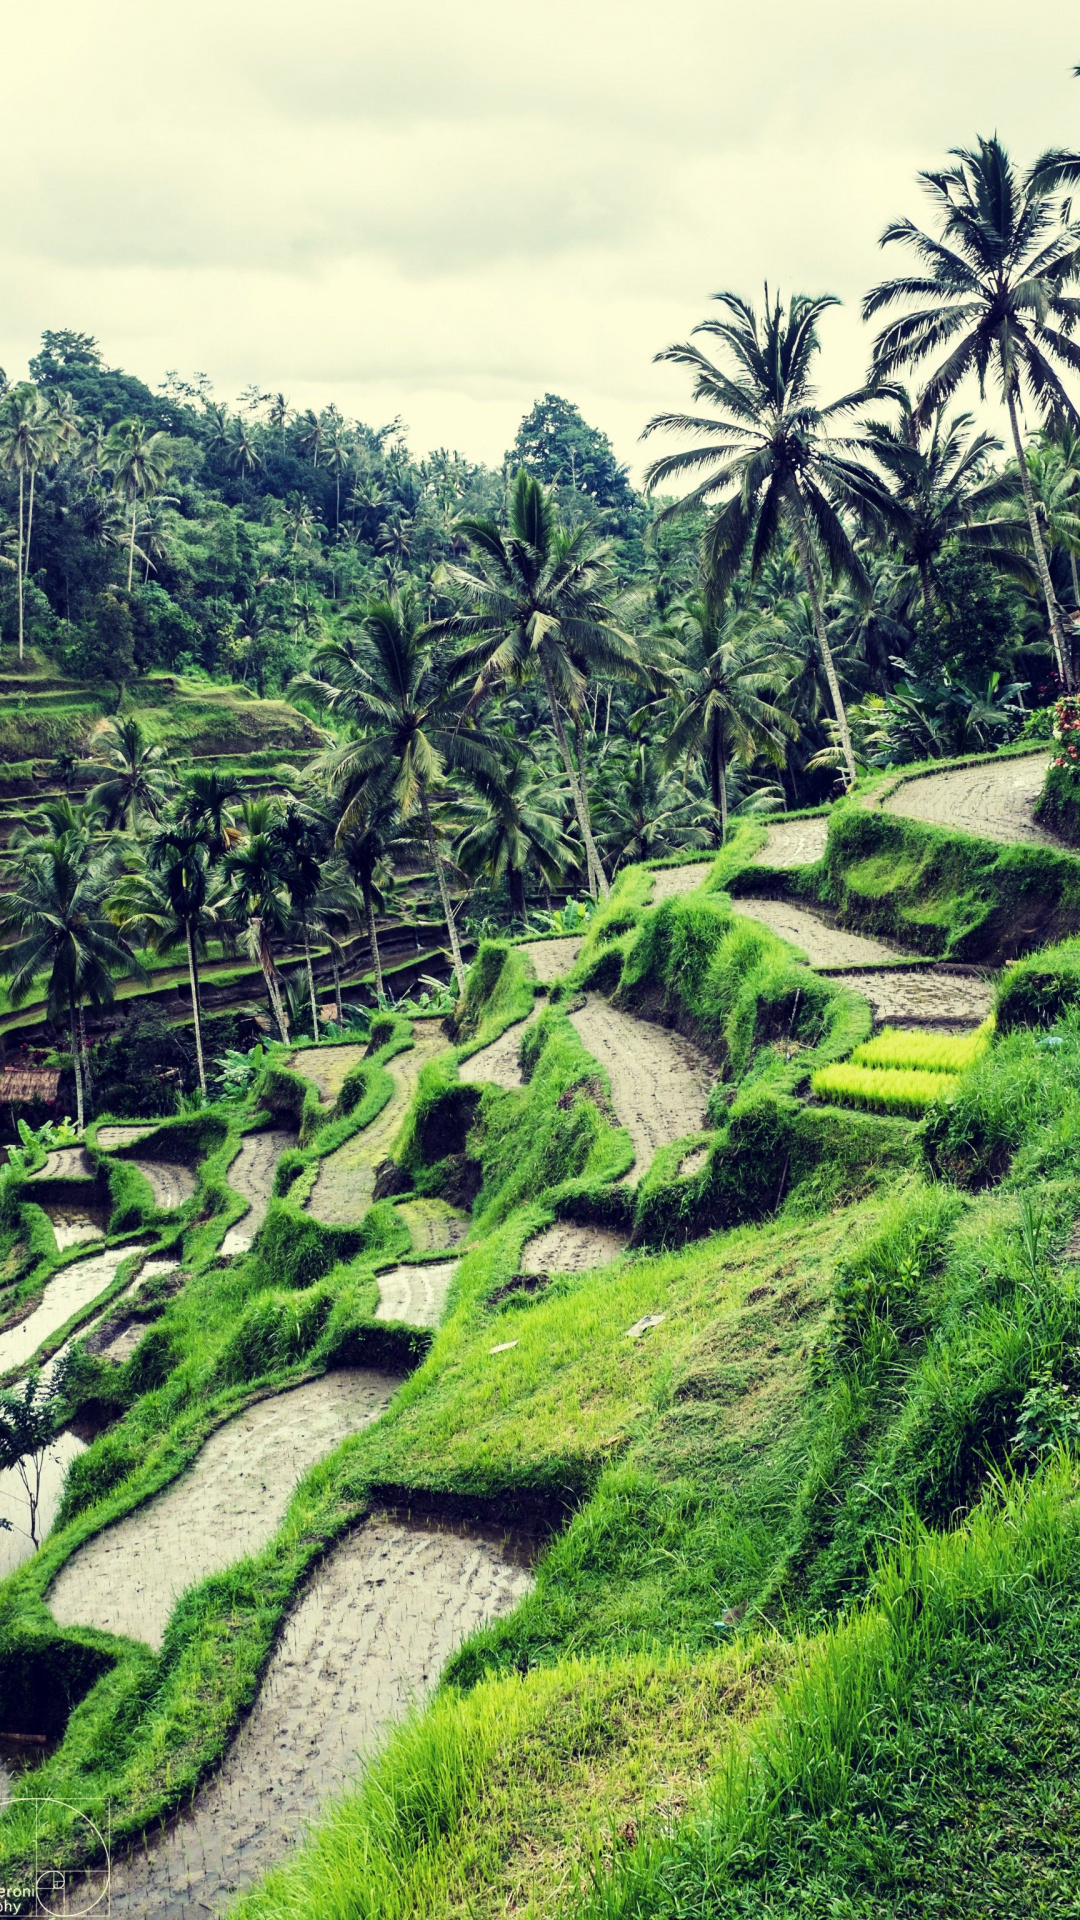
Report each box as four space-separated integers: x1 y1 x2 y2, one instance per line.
1 2 1078 474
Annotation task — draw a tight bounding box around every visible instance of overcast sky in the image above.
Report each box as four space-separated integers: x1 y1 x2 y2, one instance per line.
1 2 1078 475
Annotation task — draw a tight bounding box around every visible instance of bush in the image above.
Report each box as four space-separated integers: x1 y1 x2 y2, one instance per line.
996 936 1080 1032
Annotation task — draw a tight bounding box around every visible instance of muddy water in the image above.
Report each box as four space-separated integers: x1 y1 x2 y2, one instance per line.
650 861 714 900
459 1003 540 1091
41 1201 109 1251
0 1429 86 1579
828 967 993 1029
47 1371 401 1647
286 1042 368 1105
374 1260 458 1327
393 1197 470 1252
568 996 714 1179
0 1244 136 1377
516 936 583 981
307 1021 446 1227
732 897 906 967
883 752 1055 847
752 817 829 867
521 1223 630 1274
219 1129 297 1256
126 1162 197 1210
94 1515 533 1918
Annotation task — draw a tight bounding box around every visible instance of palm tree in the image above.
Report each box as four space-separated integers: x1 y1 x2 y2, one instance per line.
273 804 326 1037
106 417 173 591
456 748 573 920
295 410 325 468
594 741 715 870
1024 435 1080 626
301 593 498 991
643 290 882 787
0 838 144 1132
863 136 1080 688
333 784 406 1000
111 826 225 1094
176 768 243 862
223 831 293 1041
0 384 55 659
660 593 798 844
87 716 171 833
268 394 292 450
432 470 640 899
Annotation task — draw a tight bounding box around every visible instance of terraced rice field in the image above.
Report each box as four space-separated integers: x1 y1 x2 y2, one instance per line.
567 995 713 1179
306 1021 445 1226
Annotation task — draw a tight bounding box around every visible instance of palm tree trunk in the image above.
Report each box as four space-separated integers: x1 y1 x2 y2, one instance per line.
363 882 385 999
710 715 728 846
302 918 319 1038
539 662 608 899
572 707 609 899
1007 385 1072 691
69 999 85 1136
420 785 466 993
16 471 24 662
254 920 290 1042
330 944 343 1023
127 498 138 593
77 1006 94 1111
24 469 36 584
185 922 207 1095
792 495 858 788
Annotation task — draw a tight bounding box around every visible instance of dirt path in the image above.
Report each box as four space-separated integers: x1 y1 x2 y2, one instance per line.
93 1515 533 1918
0 1244 136 1377
307 1021 446 1227
650 861 714 901
459 1005 540 1091
732 897 906 967
752 817 829 867
28 1147 94 1183
126 1162 197 1210
48 1371 400 1648
521 1223 630 1274
374 1260 458 1327
0 1429 86 1580
516 937 583 981
882 752 1056 847
827 967 993 1028
96 1125 155 1150
394 1198 470 1253
40 1201 109 1251
219 1129 298 1256
286 1043 368 1106
568 996 714 1177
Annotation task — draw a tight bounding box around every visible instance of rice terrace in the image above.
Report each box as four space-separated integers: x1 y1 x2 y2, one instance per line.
4 9 1080 1917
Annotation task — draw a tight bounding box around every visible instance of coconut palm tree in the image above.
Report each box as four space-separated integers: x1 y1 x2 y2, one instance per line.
1024 434 1080 628
594 741 715 872
0 384 55 659
863 136 1080 688
0 838 144 1132
659 593 798 844
455 748 574 920
106 417 173 591
273 803 326 1037
111 826 226 1094
431 470 641 899
87 716 171 833
643 290 882 787
222 830 294 1041
176 768 243 863
333 783 408 1001
301 592 499 991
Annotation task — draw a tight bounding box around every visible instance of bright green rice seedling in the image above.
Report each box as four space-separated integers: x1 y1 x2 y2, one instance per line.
811 1062 960 1116
850 1019 992 1077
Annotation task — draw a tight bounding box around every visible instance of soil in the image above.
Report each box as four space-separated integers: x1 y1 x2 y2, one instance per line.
520 1223 630 1274
882 752 1056 846
827 967 993 1029
91 1514 533 1918
219 1129 298 1256
374 1260 459 1327
458 1005 540 1091
567 996 714 1177
40 1202 109 1251
650 861 714 900
0 1429 86 1580
28 1148 95 1183
286 1043 368 1105
126 1162 197 1211
516 936 583 981
47 1371 402 1648
732 897 907 967
752 817 829 867
679 1146 710 1178
0 1244 136 1377
96 1125 156 1151
393 1198 470 1253
307 1021 446 1227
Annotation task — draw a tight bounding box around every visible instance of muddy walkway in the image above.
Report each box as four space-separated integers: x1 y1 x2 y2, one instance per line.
732 897 906 967
28 1146 95 1183
650 860 714 900
459 1004 540 1091
882 751 1056 847
287 1042 368 1106
752 817 829 867
126 1161 197 1210
0 1429 86 1581
220 1129 298 1257
307 1021 445 1227
374 1259 458 1328
93 1515 533 1919
394 1197 470 1253
568 996 713 1178
96 1124 156 1151
48 1371 400 1647
521 1223 630 1274
829 966 993 1028
517 936 583 981
0 1243 137 1377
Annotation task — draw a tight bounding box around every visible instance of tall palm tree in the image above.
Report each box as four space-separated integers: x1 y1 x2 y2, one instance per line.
268 394 292 450
1024 435 1080 622
863 136 1080 688
643 290 880 786
432 470 640 899
87 716 171 833
301 593 498 991
456 748 573 920
594 740 715 870
223 832 293 1041
660 593 798 845
177 768 243 862
106 417 173 591
273 803 326 1037
0 384 55 659
333 784 407 1001
111 826 224 1095
0 838 144 1132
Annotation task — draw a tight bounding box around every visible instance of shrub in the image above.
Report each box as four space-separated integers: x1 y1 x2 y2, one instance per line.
996 936 1080 1032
